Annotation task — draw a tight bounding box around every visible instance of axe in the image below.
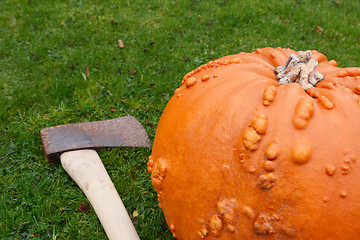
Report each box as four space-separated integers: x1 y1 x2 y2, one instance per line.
40 116 150 240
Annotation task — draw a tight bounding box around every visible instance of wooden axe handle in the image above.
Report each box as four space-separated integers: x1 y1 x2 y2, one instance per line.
60 149 140 240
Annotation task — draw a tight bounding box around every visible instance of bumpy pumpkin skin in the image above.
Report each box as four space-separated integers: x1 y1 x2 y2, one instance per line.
148 47 360 240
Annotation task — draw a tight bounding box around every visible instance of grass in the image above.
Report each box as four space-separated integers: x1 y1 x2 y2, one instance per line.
0 0 359 239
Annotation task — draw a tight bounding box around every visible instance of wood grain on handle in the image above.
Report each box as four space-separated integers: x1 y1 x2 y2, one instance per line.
61 149 140 240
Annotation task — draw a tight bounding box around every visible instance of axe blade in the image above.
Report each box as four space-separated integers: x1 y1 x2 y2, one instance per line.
40 116 150 162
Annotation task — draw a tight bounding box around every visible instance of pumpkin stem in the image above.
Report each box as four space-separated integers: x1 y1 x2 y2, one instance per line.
274 50 325 90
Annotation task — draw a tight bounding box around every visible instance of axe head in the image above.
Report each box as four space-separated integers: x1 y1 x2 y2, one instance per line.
40 116 150 163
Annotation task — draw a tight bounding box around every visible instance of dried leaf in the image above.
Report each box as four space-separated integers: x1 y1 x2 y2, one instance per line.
110 107 116 112
86 66 89 77
81 72 87 81
118 39 124 48
132 210 139 218
79 202 90 213
316 25 323 33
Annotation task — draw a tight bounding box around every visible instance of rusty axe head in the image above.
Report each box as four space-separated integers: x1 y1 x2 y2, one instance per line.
40 116 150 163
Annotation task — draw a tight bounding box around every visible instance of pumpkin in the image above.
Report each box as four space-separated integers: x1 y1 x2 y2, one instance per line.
148 47 360 239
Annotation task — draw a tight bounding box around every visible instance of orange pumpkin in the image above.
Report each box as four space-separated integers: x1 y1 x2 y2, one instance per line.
148 47 360 239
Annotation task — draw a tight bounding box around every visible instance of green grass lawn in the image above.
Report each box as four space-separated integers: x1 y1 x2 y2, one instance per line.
0 0 359 239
